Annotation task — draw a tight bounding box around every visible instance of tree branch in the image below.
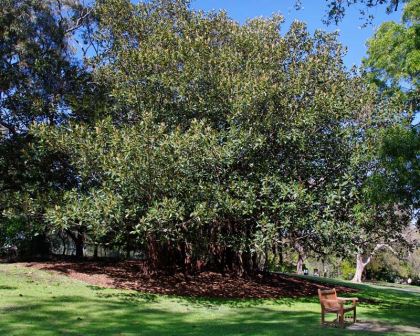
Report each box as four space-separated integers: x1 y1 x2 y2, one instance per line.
371 243 398 257
0 119 17 136
65 8 93 35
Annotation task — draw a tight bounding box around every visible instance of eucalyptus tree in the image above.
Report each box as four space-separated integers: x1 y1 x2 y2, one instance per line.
364 0 419 99
0 0 97 255
346 0 420 282
0 0 95 134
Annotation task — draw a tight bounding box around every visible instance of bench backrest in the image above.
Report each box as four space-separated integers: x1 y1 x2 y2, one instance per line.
318 288 339 309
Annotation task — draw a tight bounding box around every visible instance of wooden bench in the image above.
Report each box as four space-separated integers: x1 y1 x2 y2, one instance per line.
318 288 358 328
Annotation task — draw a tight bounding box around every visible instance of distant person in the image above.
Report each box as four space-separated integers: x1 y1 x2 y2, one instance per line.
313 269 319 277
303 269 309 275
407 278 412 285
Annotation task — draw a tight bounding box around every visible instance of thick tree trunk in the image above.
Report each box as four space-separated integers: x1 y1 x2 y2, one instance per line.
66 229 84 259
351 244 397 283
352 253 371 283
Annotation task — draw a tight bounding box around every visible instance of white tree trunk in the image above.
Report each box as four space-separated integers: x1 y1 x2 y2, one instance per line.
352 253 370 283
297 254 304 274
351 243 396 283
294 241 306 274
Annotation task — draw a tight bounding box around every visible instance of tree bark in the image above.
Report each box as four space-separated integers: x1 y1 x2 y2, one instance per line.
74 237 84 258
352 244 397 283
279 243 283 266
60 233 67 256
294 241 306 274
66 229 85 259
93 244 98 259
296 254 304 274
352 253 370 283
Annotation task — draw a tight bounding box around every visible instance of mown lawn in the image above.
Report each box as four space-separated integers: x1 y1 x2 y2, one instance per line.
0 264 419 336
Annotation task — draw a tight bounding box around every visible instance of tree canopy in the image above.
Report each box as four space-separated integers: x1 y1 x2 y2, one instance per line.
0 0 417 281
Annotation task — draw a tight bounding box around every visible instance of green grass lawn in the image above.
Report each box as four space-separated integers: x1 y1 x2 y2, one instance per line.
0 264 419 336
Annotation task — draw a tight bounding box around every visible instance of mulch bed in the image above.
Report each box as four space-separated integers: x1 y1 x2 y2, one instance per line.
21 260 357 299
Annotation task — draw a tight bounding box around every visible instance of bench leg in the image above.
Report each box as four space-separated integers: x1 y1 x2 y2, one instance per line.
339 312 344 328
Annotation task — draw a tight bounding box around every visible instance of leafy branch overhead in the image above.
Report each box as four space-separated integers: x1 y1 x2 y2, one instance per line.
296 0 406 25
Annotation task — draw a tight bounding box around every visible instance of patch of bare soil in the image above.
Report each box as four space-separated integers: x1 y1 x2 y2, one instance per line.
21 260 357 299
347 321 420 334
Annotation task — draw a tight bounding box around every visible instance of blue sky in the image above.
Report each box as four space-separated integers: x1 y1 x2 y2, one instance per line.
191 0 402 68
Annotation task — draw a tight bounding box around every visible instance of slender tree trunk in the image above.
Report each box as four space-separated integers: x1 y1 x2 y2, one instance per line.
93 244 98 259
242 250 251 275
251 251 259 274
182 241 192 275
75 237 84 258
279 243 283 266
60 233 67 256
264 246 270 272
294 241 306 274
237 251 244 276
126 235 131 259
296 254 304 274
147 237 158 271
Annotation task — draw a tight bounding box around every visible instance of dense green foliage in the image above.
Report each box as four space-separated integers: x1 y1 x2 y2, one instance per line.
363 0 419 115
0 0 91 255
0 0 418 279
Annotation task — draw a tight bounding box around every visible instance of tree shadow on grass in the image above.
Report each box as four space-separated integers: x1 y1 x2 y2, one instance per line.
95 291 159 304
86 285 106 291
358 289 420 328
0 285 17 290
3 265 419 335
0 294 380 336
173 293 319 309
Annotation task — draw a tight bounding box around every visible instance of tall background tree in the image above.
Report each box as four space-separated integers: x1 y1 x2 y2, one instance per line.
0 0 97 256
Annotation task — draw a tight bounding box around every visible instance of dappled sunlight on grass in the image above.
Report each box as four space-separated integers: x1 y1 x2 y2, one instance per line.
0 264 419 335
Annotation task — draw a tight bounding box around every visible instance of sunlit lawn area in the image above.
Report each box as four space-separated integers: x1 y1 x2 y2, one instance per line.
0 264 419 336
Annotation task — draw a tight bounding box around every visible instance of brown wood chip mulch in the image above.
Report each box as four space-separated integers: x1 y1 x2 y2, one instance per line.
22 260 357 299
